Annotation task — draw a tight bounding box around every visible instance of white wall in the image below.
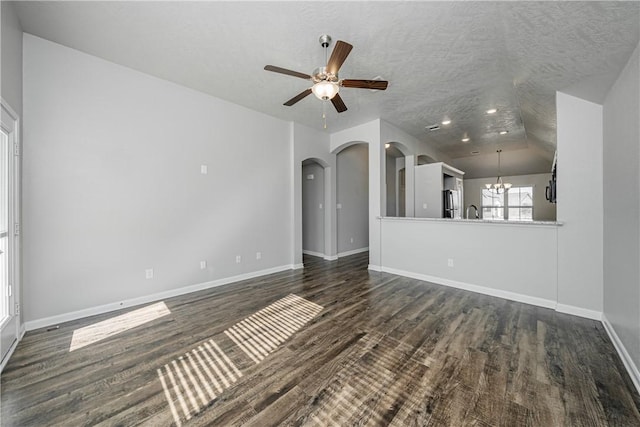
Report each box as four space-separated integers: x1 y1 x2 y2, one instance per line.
336 144 368 254
1 1 23 116
302 162 324 255
556 91 603 316
464 173 556 221
22 35 293 323
381 218 558 306
603 43 640 373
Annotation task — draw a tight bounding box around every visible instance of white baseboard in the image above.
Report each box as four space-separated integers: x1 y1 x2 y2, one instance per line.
602 314 640 395
556 303 602 321
291 263 304 270
302 250 340 261
24 264 296 331
302 250 325 258
368 264 383 272
381 267 557 310
338 247 369 258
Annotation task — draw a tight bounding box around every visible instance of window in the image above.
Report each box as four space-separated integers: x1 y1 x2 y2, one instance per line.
508 186 533 221
481 186 534 221
482 189 504 220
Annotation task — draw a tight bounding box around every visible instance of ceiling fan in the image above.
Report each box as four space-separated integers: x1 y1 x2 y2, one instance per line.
264 35 388 113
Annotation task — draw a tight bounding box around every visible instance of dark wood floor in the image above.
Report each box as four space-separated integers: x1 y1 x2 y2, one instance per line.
2 252 639 426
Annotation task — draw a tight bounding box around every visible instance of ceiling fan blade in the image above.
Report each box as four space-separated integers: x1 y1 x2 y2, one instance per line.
264 65 311 80
326 41 353 75
341 79 389 90
331 93 348 113
284 88 313 106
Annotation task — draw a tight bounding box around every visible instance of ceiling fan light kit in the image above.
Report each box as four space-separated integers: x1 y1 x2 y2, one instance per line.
264 34 389 119
311 80 339 100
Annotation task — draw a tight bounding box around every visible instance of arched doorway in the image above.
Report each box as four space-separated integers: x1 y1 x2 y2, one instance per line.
301 159 327 258
335 143 369 256
384 141 412 217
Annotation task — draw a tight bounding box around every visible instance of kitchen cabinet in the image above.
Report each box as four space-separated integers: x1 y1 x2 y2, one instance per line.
414 162 464 218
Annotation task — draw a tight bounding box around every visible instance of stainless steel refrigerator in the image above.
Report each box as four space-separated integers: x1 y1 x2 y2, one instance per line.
443 189 461 218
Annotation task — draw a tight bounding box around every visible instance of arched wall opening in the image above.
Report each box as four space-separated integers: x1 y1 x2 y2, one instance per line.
301 158 328 258
384 141 411 217
333 142 369 256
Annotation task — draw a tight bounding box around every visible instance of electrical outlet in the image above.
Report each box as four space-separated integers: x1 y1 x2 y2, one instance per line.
337 203 342 209
200 165 208 174
236 255 241 264
423 203 428 209
350 237 354 244
145 268 154 279
200 260 207 269
447 259 454 267
319 203 323 209
256 252 261 260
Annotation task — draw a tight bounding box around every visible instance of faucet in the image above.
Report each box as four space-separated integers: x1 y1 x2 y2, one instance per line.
466 204 479 219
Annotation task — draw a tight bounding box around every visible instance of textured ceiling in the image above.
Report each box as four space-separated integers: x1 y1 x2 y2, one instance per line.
13 1 640 178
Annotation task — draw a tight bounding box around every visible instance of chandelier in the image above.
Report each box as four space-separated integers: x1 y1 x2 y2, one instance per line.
485 149 512 193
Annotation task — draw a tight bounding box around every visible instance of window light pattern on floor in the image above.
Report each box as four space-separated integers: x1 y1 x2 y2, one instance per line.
224 293 323 364
157 338 242 426
70 301 170 352
157 294 323 426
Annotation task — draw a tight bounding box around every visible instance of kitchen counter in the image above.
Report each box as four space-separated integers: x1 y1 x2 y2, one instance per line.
379 216 562 227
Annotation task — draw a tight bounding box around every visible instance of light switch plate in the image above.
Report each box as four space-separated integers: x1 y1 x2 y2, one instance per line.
200 165 208 174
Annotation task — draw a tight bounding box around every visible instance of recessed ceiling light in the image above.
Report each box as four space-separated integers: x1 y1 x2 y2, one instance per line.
486 108 497 114
442 119 451 125
499 130 508 135
462 137 470 142
385 143 390 149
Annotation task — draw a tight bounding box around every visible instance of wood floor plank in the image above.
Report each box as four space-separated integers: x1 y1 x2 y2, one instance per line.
2 252 639 426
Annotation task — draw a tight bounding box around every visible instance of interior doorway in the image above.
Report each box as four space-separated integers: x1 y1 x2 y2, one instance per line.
385 144 405 217
398 168 406 217
335 143 368 255
301 159 326 258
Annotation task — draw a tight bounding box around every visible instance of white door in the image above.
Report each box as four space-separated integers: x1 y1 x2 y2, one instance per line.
0 100 20 367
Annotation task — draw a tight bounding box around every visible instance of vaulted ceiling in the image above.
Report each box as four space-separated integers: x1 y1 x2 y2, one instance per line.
13 1 640 178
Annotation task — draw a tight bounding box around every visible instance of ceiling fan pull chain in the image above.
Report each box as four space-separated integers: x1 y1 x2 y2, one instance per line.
322 101 327 129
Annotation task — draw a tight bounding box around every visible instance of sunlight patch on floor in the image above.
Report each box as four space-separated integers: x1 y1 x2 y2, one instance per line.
157 338 242 425
69 301 170 352
158 294 323 425
224 293 323 364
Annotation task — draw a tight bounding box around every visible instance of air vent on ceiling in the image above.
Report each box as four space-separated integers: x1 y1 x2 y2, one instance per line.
471 151 480 155
426 124 440 131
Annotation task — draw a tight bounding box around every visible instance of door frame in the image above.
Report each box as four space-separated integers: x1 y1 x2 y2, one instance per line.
0 98 22 372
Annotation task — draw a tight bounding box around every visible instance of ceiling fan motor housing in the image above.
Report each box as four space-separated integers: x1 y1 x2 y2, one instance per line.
312 67 339 84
